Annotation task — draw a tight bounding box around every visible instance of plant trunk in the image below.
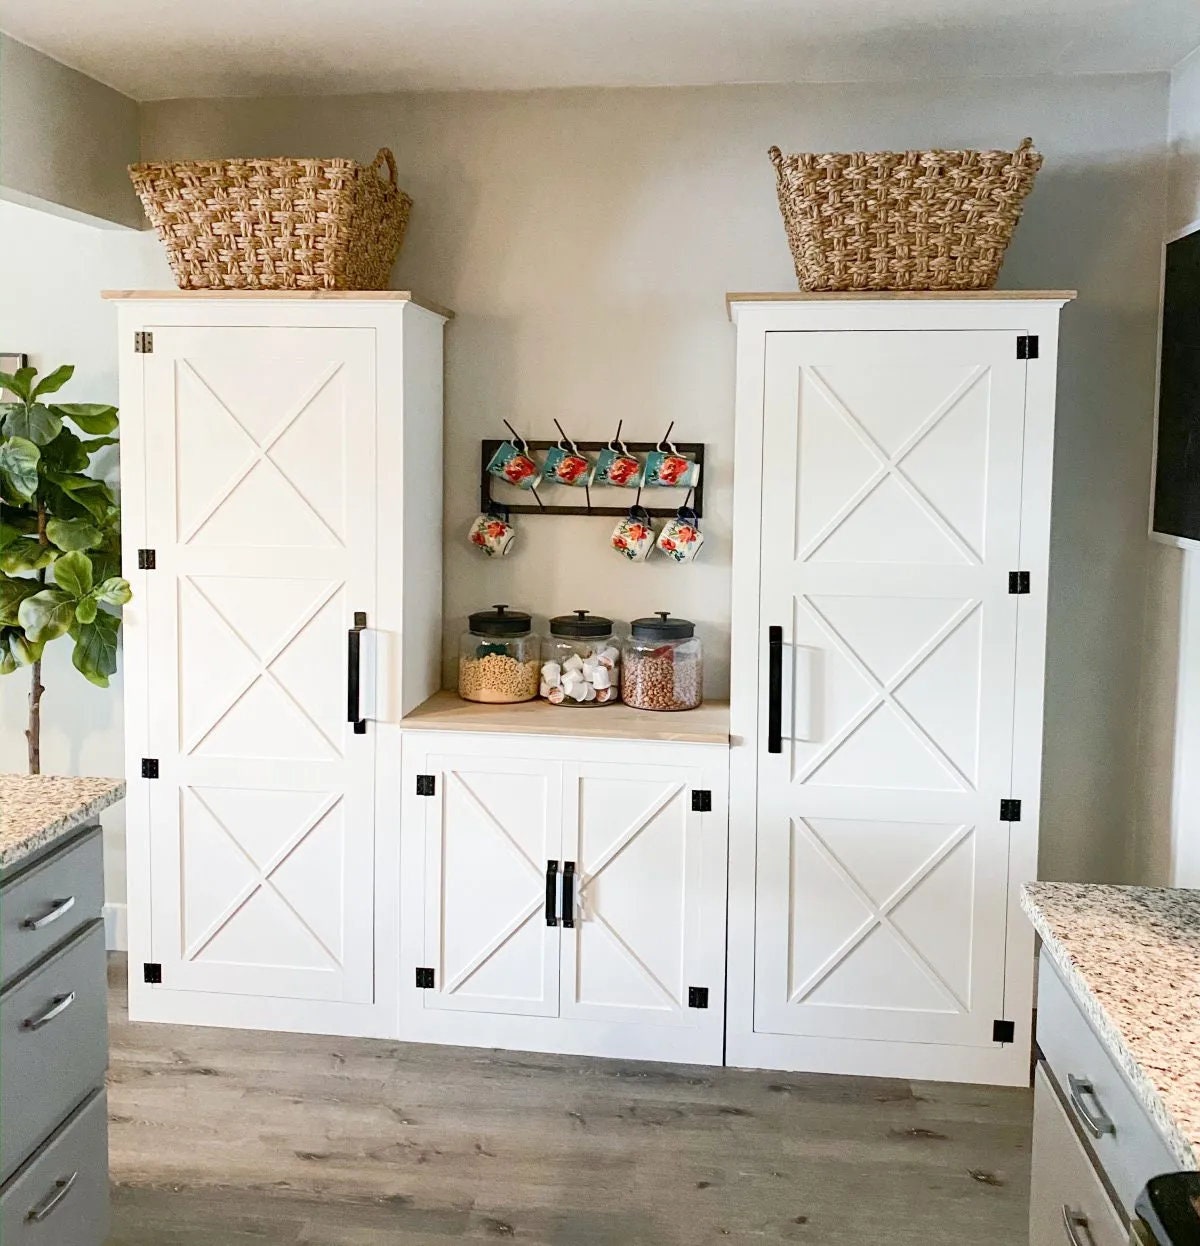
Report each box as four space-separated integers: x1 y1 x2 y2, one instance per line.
26 658 43 775
26 500 48 775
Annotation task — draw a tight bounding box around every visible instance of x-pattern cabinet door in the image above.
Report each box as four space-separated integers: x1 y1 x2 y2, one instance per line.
142 325 377 1003
753 330 1025 1048
420 753 562 1018
559 760 712 1030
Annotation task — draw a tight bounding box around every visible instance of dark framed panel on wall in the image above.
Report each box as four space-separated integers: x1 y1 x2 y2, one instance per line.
0 352 28 400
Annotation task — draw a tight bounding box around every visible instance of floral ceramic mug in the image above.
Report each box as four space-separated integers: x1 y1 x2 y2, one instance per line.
655 506 704 563
487 439 540 490
645 442 700 490
611 506 656 562
543 439 594 488
595 441 644 489
468 507 517 557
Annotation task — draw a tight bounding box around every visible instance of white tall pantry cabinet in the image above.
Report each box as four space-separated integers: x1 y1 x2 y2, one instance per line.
727 293 1071 1087
111 292 448 1038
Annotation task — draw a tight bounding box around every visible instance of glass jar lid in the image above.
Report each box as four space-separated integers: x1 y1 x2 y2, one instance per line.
630 611 695 640
468 604 532 636
549 609 613 638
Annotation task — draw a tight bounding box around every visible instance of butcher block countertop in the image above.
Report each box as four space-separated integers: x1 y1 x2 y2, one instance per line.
1023 881 1200 1170
0 774 125 871
402 692 730 745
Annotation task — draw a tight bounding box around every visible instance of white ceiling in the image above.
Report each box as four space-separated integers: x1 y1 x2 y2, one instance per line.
4 0 1199 100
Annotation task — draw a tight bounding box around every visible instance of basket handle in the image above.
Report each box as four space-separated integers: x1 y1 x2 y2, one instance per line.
768 145 784 170
371 148 398 187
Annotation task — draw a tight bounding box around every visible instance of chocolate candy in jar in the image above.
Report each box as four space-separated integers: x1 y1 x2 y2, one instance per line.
541 610 622 706
459 605 540 703
621 612 702 711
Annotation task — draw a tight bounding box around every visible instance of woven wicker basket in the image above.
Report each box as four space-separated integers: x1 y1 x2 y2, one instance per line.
129 148 413 291
768 137 1042 292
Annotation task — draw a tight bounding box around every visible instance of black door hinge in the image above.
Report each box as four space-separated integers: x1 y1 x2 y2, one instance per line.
688 986 709 1009
1016 335 1038 360
137 549 156 570
415 967 435 989
992 1019 1015 1044
141 758 159 779
999 798 1021 822
691 790 712 812
415 775 436 797
1008 571 1029 595
143 962 162 984
134 330 154 354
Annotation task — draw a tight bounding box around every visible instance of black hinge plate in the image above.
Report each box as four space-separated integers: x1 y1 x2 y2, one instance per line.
691 789 712 813
1016 335 1039 360
688 986 709 1009
416 775 436 797
1008 571 1030 595
992 1019 1015 1044
141 758 159 779
999 798 1022 822
143 962 162 984
137 549 156 570
415 967 435 989
134 330 154 354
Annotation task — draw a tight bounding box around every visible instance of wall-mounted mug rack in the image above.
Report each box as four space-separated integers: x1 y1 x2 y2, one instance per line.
480 440 705 518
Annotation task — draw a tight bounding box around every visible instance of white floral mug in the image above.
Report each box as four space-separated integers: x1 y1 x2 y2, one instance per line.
655 506 703 563
468 507 517 557
611 506 656 562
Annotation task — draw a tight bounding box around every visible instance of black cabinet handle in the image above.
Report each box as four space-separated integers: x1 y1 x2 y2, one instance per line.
768 625 783 754
545 860 559 926
347 612 366 735
562 862 575 929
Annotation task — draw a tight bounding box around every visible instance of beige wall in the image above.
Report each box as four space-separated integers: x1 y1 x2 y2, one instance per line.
1131 47 1200 886
0 34 142 227
141 75 1170 883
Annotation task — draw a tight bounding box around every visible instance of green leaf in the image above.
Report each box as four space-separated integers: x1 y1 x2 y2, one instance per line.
46 517 102 552
94 576 132 606
0 576 39 625
74 595 98 625
18 588 75 642
0 367 34 402
52 550 93 598
40 428 89 473
0 521 23 551
0 436 40 501
78 437 119 455
0 632 16 676
8 630 42 666
41 471 115 521
70 609 119 687
50 404 118 435
32 365 74 399
2 403 62 446
0 537 56 573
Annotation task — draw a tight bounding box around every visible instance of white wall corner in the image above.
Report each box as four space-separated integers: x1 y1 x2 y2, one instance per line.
103 901 128 952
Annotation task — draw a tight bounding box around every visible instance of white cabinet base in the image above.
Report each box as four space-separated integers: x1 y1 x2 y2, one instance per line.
400 729 729 1066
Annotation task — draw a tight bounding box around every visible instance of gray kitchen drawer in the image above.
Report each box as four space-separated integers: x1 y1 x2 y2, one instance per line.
0 921 107 1185
0 827 104 989
0 1089 108 1246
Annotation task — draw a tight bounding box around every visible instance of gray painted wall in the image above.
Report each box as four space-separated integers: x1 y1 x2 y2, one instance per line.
141 74 1171 883
0 34 142 227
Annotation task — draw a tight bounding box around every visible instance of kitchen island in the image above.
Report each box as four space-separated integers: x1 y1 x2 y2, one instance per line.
0 773 123 1245
1023 882 1199 1243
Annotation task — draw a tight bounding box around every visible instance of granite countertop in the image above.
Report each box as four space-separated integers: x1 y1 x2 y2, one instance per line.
1022 882 1200 1171
0 774 126 870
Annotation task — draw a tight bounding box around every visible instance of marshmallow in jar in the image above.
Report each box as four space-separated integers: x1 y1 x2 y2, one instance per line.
540 611 622 707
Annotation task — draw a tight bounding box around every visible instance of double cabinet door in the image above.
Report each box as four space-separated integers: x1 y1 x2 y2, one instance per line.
400 734 727 1063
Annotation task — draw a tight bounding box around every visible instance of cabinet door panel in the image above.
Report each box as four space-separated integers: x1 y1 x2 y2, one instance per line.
754 330 1024 1047
142 326 377 1003
560 761 713 1029
422 754 561 1018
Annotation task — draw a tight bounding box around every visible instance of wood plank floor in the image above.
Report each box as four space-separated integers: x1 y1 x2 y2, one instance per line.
105 957 1033 1245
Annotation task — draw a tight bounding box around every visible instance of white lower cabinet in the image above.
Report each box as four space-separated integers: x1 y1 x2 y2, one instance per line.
399 731 729 1064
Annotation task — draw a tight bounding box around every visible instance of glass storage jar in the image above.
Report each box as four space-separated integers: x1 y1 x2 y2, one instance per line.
622 612 702 711
540 611 621 706
458 605 540 703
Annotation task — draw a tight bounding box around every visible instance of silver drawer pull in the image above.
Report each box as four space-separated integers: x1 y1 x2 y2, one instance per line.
22 990 76 1031
1067 1073 1116 1139
22 895 76 931
27 1171 78 1222
1061 1205 1093 1246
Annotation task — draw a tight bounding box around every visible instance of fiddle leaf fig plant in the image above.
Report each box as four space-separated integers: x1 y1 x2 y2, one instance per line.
0 364 131 773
